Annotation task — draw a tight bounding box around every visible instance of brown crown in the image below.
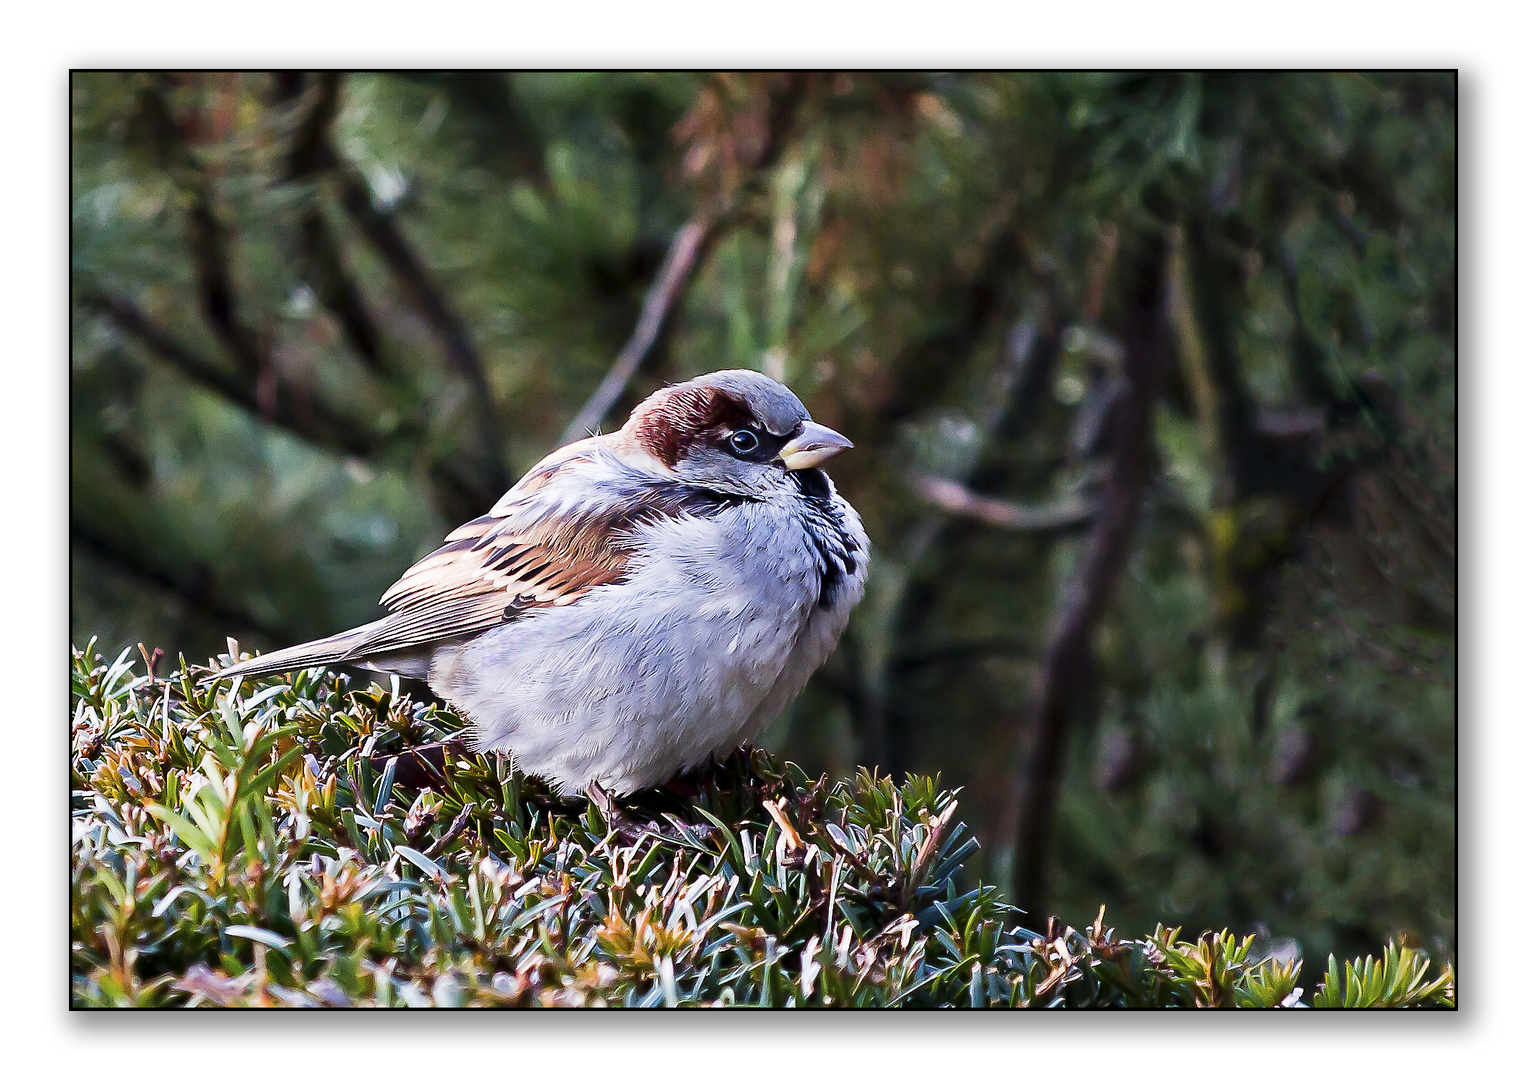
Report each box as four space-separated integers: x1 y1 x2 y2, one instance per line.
626 385 755 468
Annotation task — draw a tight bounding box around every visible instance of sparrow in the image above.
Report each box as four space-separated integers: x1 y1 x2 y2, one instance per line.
214 370 868 796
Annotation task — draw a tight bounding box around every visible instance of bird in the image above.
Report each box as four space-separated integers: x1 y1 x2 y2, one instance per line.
213 369 868 796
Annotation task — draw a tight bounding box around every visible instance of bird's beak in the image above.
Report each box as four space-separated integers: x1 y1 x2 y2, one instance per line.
778 421 854 470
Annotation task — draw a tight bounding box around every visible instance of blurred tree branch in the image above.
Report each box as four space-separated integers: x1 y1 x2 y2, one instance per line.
1011 234 1168 916
872 255 1066 779
393 72 547 183
275 72 390 380
558 216 718 445
139 77 265 381
325 101 510 499
910 474 1096 532
266 71 513 509
148 70 521 524
561 74 810 444
860 311 1045 776
71 519 282 642
274 74 515 522
865 227 1025 449
80 287 383 458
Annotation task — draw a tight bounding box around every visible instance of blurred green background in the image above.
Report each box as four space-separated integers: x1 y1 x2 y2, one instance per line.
70 72 1455 970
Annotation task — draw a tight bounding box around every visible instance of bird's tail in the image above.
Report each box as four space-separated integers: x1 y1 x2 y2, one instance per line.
206 619 393 683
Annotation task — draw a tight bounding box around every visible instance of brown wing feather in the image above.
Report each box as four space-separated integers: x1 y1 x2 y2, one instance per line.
337 446 736 660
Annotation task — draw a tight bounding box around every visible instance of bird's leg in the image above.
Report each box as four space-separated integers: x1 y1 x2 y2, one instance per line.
586 778 618 821
586 780 647 844
738 746 762 788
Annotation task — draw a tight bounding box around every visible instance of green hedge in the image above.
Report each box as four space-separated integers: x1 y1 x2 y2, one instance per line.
71 643 1454 1008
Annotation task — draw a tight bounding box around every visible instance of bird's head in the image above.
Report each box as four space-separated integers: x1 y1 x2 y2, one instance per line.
619 370 853 497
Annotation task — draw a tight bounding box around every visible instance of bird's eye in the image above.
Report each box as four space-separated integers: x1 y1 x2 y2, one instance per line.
728 428 760 455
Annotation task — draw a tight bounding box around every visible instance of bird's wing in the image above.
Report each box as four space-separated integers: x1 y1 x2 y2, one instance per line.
340 443 733 660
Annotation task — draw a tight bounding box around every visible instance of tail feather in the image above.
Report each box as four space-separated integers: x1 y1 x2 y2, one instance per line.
208 619 390 682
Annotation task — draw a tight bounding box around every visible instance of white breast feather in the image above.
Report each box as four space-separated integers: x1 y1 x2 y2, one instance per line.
427 480 868 795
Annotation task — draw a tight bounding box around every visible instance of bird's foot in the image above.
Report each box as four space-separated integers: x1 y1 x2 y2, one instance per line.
587 780 721 847
585 780 651 845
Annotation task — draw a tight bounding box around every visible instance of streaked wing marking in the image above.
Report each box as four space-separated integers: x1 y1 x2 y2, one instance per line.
339 453 738 659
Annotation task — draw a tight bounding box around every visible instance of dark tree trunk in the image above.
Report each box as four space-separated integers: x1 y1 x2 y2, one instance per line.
1011 233 1168 917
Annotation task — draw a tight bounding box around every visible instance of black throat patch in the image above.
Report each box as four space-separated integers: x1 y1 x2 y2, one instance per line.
791 468 860 608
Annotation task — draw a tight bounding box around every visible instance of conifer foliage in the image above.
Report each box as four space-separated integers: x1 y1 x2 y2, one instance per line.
72 644 1452 1008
